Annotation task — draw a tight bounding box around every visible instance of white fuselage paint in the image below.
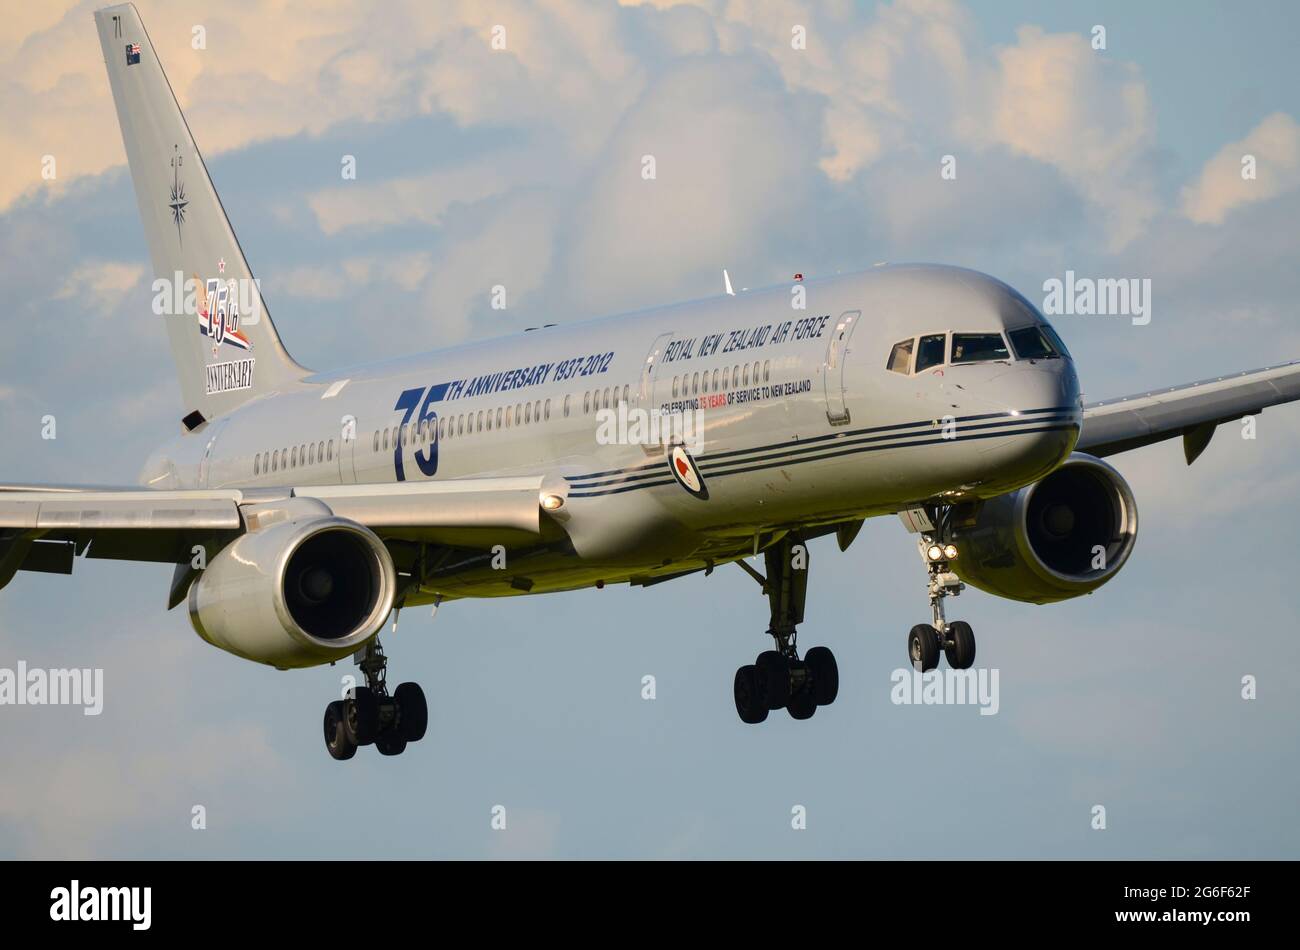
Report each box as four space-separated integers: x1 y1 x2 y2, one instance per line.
140 265 1082 600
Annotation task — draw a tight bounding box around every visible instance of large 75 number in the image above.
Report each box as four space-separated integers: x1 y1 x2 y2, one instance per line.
392 387 439 481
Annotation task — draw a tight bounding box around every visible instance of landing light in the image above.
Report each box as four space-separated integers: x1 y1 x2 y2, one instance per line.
541 493 565 511
943 543 959 561
927 544 945 562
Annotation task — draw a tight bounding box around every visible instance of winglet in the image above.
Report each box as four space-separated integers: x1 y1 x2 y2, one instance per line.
723 269 735 296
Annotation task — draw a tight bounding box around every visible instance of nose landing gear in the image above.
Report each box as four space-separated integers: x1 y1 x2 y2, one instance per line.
909 531 977 672
733 535 839 724
323 636 428 760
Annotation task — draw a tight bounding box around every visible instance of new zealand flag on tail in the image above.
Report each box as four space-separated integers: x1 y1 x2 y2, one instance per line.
126 42 141 65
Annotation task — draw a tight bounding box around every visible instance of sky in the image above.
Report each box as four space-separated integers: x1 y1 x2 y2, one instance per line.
1 0 1299 858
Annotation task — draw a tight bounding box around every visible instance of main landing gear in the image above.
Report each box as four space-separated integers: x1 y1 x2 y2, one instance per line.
733 535 839 724
323 637 428 760
907 527 976 673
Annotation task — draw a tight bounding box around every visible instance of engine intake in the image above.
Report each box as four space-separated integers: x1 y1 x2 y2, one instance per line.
951 453 1138 604
189 513 396 669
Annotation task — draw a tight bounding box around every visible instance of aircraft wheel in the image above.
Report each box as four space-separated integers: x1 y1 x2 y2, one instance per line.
908 624 941 673
805 646 839 705
395 682 428 742
734 665 769 724
344 686 379 745
324 701 357 761
787 689 817 720
756 650 790 710
375 733 408 756
945 621 976 670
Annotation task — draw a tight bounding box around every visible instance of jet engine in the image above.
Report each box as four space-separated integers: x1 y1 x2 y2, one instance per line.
950 453 1138 604
188 514 396 669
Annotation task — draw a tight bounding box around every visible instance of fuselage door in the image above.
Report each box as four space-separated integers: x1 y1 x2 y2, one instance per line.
639 332 673 405
339 420 358 484
824 310 862 426
196 418 228 488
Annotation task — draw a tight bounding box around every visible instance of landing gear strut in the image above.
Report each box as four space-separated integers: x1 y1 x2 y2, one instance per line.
323 635 428 760
908 509 976 673
733 535 838 724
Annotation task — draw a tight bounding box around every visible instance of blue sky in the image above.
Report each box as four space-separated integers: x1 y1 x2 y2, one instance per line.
1 0 1298 858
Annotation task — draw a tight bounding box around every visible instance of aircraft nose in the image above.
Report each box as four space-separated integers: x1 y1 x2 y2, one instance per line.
944 360 1081 487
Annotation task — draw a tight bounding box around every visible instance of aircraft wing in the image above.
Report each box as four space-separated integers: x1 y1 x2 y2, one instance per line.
1077 360 1300 463
0 476 547 590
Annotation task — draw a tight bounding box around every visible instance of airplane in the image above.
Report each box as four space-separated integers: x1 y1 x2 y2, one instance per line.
3 3 1299 760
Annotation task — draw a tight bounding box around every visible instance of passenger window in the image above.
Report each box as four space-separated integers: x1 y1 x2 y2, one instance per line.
915 334 946 372
712 369 720 391
272 450 278 471
328 440 334 460
887 338 914 374
722 367 730 388
622 384 629 405
291 446 298 467
545 398 551 420
692 373 699 395
743 364 749 386
308 444 315 465
254 455 260 476
672 377 679 398
951 333 1010 364
563 395 570 417
763 361 770 383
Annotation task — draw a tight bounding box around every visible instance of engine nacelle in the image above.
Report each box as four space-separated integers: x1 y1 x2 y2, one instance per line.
188 514 396 669
950 453 1138 604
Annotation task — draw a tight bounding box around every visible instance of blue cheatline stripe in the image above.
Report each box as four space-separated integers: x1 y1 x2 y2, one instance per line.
565 409 1078 490
563 405 1073 485
565 422 1079 498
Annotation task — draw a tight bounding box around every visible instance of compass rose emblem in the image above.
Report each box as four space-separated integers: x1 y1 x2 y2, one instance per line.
168 145 188 244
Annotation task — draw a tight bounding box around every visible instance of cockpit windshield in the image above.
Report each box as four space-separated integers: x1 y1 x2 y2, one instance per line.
888 325 1067 376
1008 325 1062 360
950 333 1009 364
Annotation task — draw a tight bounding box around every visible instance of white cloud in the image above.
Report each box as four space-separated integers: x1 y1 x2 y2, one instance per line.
1180 112 1300 225
53 260 143 301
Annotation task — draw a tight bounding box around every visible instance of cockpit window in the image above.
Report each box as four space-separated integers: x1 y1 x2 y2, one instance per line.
951 332 1009 364
915 334 946 372
886 338 913 374
1041 324 1071 359
1007 326 1060 360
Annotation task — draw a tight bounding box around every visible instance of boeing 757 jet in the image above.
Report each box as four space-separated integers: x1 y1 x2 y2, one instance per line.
3 4 1298 758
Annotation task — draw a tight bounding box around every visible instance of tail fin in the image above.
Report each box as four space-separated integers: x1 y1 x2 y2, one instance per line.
94 3 309 425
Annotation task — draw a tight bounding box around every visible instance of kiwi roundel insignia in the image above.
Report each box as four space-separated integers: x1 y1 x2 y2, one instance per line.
668 445 708 500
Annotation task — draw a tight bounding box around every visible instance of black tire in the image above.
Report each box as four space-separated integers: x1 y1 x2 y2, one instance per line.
394 682 428 742
945 621 976 670
344 686 379 745
908 624 941 673
756 650 790 709
733 665 769 724
323 701 357 761
375 733 408 756
804 646 839 705
787 689 817 720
